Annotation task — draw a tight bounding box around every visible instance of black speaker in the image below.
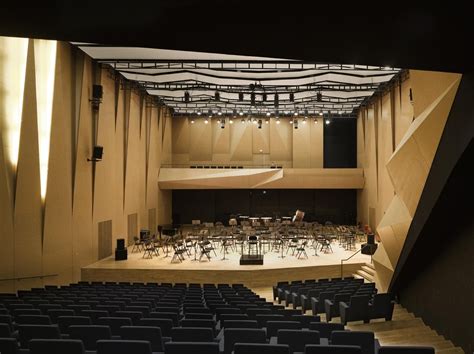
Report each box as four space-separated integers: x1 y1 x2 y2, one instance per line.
92 146 103 160
115 248 127 261
93 84 103 99
367 233 375 245
116 238 125 250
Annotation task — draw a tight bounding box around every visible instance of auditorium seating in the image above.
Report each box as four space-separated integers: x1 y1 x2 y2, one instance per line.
0 280 433 354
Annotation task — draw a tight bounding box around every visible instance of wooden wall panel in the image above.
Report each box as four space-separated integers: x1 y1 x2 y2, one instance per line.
72 54 94 282
292 120 311 167
213 118 230 154
0 38 173 291
172 116 189 154
252 120 269 154
42 42 74 286
357 71 461 291
310 118 324 167
230 122 252 161
189 116 212 161
269 118 292 164
14 41 43 290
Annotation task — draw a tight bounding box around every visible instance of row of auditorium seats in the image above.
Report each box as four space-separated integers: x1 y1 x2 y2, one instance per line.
0 281 431 354
273 278 395 325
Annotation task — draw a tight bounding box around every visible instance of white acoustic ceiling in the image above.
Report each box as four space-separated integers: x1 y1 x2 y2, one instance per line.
75 44 400 116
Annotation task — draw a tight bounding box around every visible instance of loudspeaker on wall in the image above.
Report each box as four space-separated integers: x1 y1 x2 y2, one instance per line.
93 84 103 99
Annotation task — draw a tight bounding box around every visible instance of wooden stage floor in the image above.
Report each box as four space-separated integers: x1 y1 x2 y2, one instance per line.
82 242 370 287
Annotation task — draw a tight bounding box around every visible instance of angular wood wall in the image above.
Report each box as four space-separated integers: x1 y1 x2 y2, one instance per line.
172 117 324 167
356 70 461 291
0 38 172 292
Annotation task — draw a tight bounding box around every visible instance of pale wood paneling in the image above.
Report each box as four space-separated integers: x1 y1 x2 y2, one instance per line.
189 116 212 161
213 118 230 154
230 121 252 161
310 118 324 168
172 116 189 154
72 55 95 282
159 168 364 189
14 41 43 290
98 220 112 260
410 70 461 118
252 120 270 154
42 42 74 286
269 118 292 163
292 120 311 167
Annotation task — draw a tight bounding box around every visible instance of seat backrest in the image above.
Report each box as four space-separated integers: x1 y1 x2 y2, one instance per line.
290 315 321 328
81 310 109 324
234 343 290 354
247 308 271 319
115 311 143 325
120 326 163 352
171 327 214 342
219 314 249 322
308 322 345 338
57 316 92 333
224 328 267 354
266 321 302 338
69 325 112 350
222 320 258 329
16 315 51 325
29 339 85 354
0 314 14 331
97 317 132 335
331 331 375 354
277 329 320 353
349 295 370 316
0 337 18 354
180 318 215 330
150 311 179 325
96 339 152 354
137 318 173 336
185 312 214 320
164 342 220 354
256 314 284 328
372 293 392 313
0 322 12 337
47 309 75 323
18 324 61 348
305 344 362 354
13 309 42 318
378 347 434 354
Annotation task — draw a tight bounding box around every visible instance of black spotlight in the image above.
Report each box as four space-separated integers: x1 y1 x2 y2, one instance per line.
274 93 279 107
289 92 294 102
294 119 298 129
251 92 255 106
262 93 267 102
184 91 190 103
258 119 262 129
215 91 220 101
316 91 322 102
238 92 244 101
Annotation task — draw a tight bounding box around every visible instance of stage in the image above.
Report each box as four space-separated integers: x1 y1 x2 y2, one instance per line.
82 241 371 287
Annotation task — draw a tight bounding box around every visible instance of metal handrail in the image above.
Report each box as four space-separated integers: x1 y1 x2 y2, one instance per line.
0 274 58 282
340 244 372 278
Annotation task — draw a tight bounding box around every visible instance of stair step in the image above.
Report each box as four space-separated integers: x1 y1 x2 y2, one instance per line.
361 265 376 276
356 269 374 281
364 262 376 271
347 318 425 332
376 327 436 339
437 347 465 354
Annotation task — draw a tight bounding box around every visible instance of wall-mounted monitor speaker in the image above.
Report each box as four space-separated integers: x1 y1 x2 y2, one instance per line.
93 84 103 99
92 146 103 160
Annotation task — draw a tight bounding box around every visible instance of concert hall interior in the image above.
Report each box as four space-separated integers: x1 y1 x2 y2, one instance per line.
0 3 472 354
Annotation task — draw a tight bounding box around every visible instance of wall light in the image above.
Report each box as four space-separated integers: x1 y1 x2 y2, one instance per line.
0 36 28 169
35 39 57 199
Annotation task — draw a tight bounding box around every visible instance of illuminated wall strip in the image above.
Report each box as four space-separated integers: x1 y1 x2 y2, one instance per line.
34 39 57 199
0 36 29 168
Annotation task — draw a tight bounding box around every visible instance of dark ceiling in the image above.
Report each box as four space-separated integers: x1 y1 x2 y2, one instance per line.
1 1 472 73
